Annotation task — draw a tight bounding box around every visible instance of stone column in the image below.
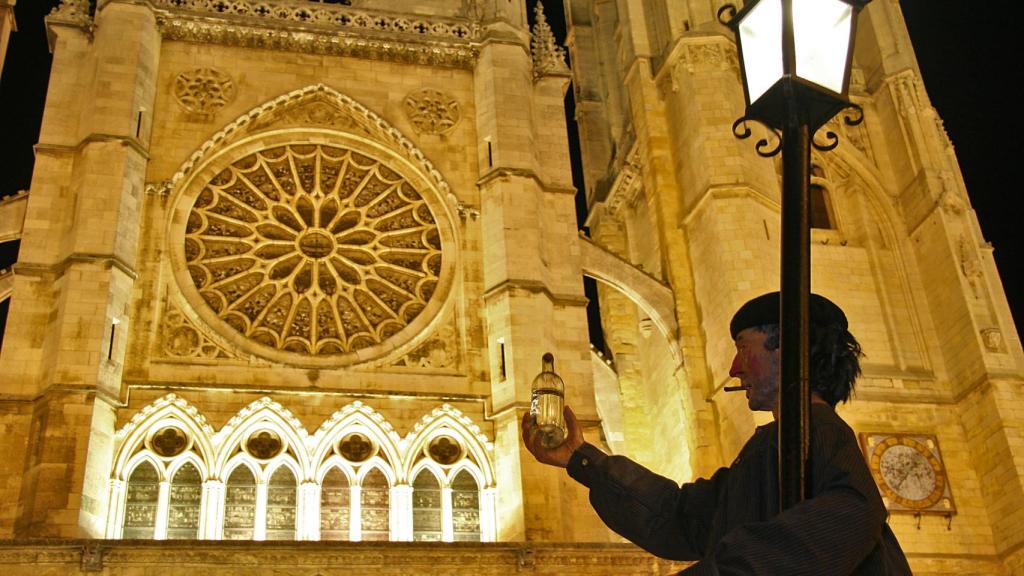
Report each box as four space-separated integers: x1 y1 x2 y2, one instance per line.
200 480 224 540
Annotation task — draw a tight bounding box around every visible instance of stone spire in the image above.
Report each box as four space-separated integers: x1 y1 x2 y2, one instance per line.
530 2 568 79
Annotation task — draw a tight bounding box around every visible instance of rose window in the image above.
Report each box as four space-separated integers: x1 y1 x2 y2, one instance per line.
183 144 444 359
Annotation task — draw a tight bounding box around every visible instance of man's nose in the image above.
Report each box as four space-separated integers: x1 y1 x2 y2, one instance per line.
729 354 741 378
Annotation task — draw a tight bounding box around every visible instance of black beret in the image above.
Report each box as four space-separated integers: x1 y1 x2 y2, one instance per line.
730 291 848 339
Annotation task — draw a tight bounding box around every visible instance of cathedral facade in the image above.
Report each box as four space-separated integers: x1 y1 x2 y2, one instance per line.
0 0 1021 574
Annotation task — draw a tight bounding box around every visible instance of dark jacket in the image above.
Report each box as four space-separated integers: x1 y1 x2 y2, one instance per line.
567 404 911 575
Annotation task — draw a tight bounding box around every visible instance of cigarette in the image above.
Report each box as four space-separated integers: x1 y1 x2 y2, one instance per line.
723 386 748 392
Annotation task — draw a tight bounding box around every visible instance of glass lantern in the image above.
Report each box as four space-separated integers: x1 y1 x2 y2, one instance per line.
530 352 566 448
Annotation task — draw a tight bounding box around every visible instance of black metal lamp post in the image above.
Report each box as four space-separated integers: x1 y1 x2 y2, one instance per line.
718 0 871 512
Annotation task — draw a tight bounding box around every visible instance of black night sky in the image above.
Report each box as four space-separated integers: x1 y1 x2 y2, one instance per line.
1 1 1020 348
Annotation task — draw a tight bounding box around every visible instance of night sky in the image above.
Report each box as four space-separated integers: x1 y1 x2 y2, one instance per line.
1 1 1019 348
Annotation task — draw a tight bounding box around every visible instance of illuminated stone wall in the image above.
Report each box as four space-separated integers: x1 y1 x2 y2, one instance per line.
565 1 1024 574
2 0 1023 574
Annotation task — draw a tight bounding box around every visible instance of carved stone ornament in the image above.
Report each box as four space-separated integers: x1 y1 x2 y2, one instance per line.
150 426 190 457
530 2 568 79
958 235 985 299
182 143 446 362
981 328 1004 353
427 435 463 465
403 89 461 135
152 1 479 69
161 300 234 360
670 39 740 92
393 322 457 369
245 429 284 459
48 0 92 28
337 432 376 462
174 68 237 115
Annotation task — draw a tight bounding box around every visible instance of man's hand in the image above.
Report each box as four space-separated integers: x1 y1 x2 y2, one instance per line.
521 405 585 468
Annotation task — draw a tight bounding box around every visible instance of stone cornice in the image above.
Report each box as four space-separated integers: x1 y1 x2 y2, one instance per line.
482 279 589 308
476 167 576 195
13 252 138 281
0 540 691 574
150 0 481 69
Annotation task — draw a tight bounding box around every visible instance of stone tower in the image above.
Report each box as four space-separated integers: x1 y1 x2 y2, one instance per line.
564 0 1024 574
0 0 1022 574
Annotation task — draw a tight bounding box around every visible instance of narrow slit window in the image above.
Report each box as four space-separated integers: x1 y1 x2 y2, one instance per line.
810 185 835 230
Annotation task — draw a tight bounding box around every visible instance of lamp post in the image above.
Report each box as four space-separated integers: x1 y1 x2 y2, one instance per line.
718 0 871 512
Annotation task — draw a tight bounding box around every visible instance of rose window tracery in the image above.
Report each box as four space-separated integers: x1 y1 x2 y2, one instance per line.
183 144 444 359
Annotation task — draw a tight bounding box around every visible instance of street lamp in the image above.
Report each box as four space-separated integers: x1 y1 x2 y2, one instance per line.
718 0 872 512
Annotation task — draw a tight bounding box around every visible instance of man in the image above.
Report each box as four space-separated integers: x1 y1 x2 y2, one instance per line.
522 292 911 574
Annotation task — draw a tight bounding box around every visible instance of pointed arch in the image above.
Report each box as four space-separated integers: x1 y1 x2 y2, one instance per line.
123 451 168 484
403 404 495 487
168 83 457 211
112 394 215 481
213 397 313 479
310 401 403 479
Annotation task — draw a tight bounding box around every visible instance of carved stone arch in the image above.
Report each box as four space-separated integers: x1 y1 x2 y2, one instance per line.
264 455 303 485
222 455 261 483
409 458 446 486
213 397 312 480
310 401 403 477
578 236 681 363
445 460 486 489
164 84 461 368
169 83 459 213
166 451 210 483
113 394 216 481
355 457 396 487
814 144 934 370
316 455 357 485
123 451 168 484
404 404 494 487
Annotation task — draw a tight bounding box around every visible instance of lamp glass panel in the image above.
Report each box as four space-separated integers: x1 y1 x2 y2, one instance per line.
738 0 784 104
793 0 853 94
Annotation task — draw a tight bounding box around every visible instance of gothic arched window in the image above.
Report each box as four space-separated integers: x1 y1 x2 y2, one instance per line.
167 461 202 539
223 465 257 540
320 467 351 540
451 469 481 542
266 466 298 540
360 467 390 541
412 469 443 541
122 461 160 539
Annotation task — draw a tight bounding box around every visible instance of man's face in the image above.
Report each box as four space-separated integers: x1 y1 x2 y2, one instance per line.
729 327 780 413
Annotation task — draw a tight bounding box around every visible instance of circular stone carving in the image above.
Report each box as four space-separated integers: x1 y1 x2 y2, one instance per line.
151 426 189 457
174 68 236 115
337 432 376 463
427 435 462 465
182 143 445 363
403 89 460 134
245 430 284 460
